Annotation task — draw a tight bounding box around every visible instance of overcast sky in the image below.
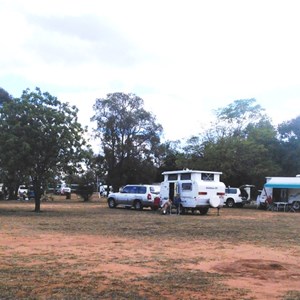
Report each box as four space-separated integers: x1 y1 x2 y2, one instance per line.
1 0 300 147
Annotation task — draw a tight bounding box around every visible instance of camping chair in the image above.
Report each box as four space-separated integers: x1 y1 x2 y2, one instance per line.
265 196 274 211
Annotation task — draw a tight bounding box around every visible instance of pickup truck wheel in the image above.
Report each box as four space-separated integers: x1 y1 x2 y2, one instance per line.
226 198 235 208
134 200 143 211
199 207 209 215
108 198 116 208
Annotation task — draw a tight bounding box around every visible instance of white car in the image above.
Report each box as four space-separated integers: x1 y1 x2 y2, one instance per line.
18 185 28 195
225 185 255 208
107 184 160 210
224 187 244 207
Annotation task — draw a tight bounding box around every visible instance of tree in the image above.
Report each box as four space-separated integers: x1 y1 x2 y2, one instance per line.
277 116 300 175
198 99 280 187
0 87 90 212
92 92 163 190
155 140 182 180
214 98 269 137
0 87 12 106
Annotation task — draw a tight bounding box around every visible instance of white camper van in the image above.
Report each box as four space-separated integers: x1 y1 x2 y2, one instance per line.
160 169 226 215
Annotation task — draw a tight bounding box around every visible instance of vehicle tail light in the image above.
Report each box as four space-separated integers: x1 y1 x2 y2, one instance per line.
198 192 207 195
217 192 225 196
147 193 152 200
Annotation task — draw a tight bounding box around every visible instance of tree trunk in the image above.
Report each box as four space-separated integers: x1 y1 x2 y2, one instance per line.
33 179 42 212
34 196 41 212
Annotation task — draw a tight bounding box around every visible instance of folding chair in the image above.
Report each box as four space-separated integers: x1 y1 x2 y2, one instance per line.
265 196 274 211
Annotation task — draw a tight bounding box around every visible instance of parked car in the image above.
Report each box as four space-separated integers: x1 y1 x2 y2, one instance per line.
107 184 160 210
225 185 255 208
0 183 5 200
224 187 243 207
54 184 71 195
18 185 28 195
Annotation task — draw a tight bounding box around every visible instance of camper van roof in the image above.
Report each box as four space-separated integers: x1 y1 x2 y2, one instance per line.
264 177 300 189
162 170 222 175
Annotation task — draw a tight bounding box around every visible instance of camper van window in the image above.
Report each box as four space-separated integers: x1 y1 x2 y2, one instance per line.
168 174 178 181
201 173 214 181
180 173 191 180
182 183 192 191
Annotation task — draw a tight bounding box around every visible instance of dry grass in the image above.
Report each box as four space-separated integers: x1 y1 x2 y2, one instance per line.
0 196 299 299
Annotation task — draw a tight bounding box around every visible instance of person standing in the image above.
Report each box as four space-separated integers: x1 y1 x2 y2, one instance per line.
174 193 181 215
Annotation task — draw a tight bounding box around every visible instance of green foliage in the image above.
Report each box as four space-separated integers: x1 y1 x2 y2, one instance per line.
213 98 269 137
0 87 90 211
0 87 12 106
278 115 300 141
92 92 163 190
182 99 282 188
277 116 300 175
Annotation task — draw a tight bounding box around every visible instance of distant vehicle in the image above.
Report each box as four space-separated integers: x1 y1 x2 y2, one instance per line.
70 184 79 193
18 185 28 195
99 185 112 197
107 184 160 210
224 185 255 208
0 183 4 199
160 169 225 215
54 184 71 195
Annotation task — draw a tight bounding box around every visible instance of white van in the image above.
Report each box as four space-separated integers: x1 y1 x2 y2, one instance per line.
160 169 226 215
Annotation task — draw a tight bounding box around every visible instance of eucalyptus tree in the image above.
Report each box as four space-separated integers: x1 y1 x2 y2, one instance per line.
0 87 12 105
92 92 163 190
0 87 90 212
277 115 300 175
200 99 280 187
213 98 269 137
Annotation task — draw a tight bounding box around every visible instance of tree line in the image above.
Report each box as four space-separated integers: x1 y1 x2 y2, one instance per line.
0 87 299 211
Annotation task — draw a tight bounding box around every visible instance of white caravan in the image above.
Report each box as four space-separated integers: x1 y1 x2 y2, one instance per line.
160 169 226 215
257 176 300 210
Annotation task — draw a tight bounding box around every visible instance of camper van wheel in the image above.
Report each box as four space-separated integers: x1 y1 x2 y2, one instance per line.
134 200 143 211
292 201 300 210
199 207 209 215
108 198 116 208
226 198 235 208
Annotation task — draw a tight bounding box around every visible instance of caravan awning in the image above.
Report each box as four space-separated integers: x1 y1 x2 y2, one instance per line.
264 177 300 189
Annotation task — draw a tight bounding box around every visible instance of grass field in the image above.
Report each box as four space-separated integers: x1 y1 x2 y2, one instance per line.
0 196 299 299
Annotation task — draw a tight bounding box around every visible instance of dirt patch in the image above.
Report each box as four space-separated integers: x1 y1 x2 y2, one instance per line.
0 199 300 299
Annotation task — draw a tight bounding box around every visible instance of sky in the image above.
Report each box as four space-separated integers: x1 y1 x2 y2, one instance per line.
1 0 300 149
